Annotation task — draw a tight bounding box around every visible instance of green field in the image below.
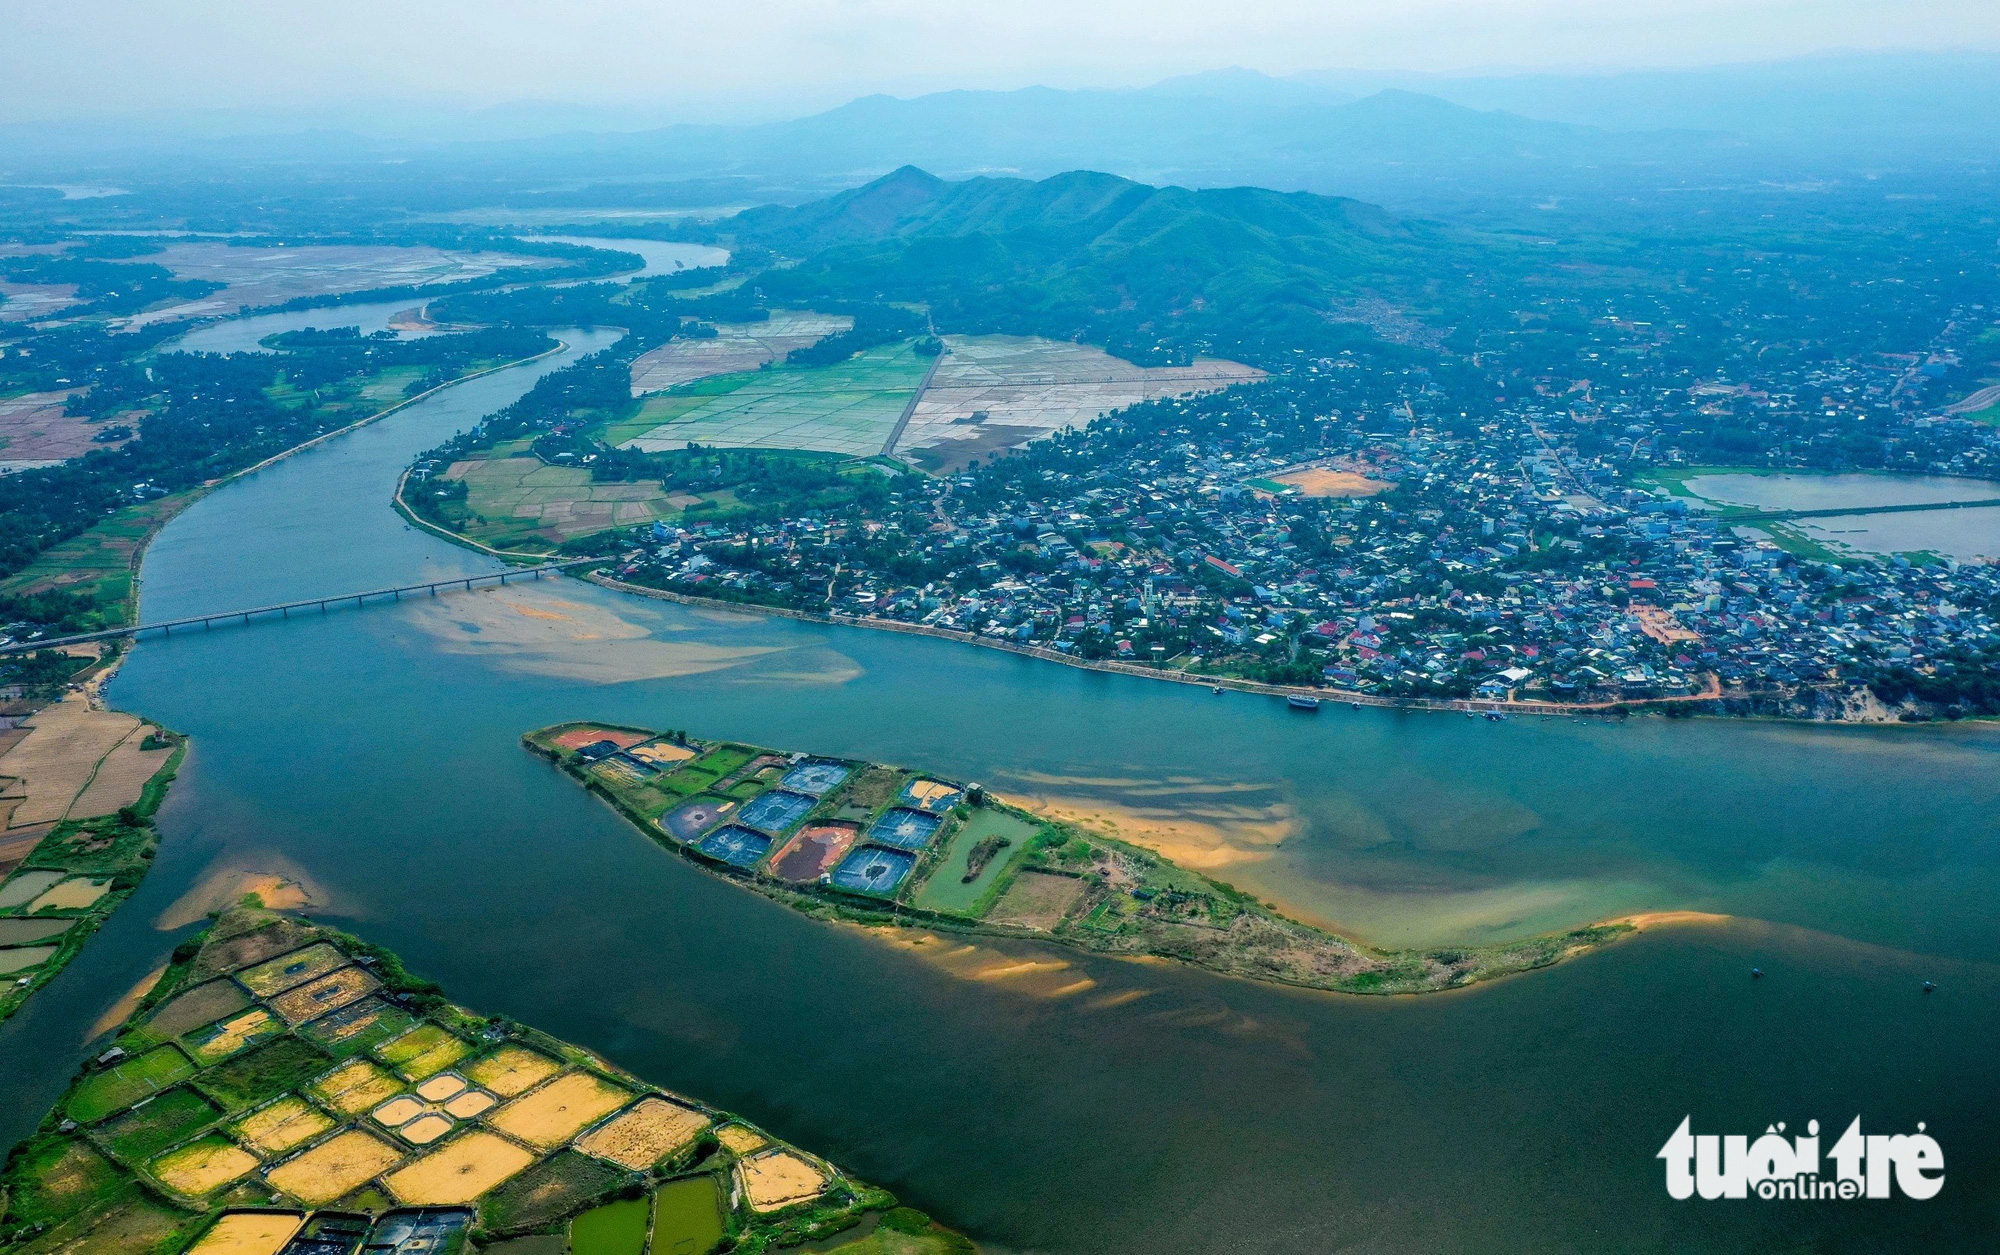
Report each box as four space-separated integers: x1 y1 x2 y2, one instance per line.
447 439 701 550
194 1036 331 1110
623 342 931 458
97 1088 221 1161
66 1047 197 1123
914 810 1041 915
0 490 200 625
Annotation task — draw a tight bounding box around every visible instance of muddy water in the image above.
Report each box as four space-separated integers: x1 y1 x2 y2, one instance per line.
0 323 1993 1252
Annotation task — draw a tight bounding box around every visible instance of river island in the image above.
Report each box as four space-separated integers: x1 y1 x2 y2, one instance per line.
0 905 970 1255
527 722 1633 995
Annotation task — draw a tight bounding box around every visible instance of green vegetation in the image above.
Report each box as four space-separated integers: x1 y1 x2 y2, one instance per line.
193 1037 331 1111
96 1089 221 1162
2 906 964 1254
65 1048 197 1124
526 721 1638 995
0 730 186 1024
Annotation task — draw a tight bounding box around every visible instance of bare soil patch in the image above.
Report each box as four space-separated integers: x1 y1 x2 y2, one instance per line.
488 1071 634 1150
151 1137 262 1196
69 728 174 819
1270 467 1395 498
0 697 140 828
269 966 379 1025
237 942 348 997
767 822 860 883
311 1059 405 1116
186 1212 306 1255
142 978 253 1040
573 1097 710 1170
234 1096 335 1156
735 1149 828 1212
382 1130 536 1205
986 872 1086 931
264 1128 405 1205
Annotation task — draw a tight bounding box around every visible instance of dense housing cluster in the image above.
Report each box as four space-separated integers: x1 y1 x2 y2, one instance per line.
611 311 2000 715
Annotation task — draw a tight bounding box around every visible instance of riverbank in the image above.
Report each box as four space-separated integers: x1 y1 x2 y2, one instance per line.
526 721 1635 995
0 342 570 1026
580 572 1780 722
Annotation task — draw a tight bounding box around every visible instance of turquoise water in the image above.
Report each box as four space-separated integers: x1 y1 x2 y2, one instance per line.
0 327 1992 1251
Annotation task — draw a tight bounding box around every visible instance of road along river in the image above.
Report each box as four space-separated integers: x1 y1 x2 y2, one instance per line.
0 320 1993 1253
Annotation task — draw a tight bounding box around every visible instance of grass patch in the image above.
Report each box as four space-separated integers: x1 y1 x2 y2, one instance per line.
376 1025 471 1080
193 1037 331 1112
1 1137 130 1229
66 1047 197 1124
479 1150 626 1235
95 1087 221 1163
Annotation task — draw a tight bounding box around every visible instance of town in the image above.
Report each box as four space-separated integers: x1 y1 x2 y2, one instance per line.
605 314 2000 719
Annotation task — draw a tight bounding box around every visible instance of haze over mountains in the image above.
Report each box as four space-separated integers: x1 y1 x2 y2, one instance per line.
1 51 1992 221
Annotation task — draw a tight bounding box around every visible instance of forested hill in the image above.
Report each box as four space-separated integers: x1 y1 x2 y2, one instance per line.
720 166 1456 365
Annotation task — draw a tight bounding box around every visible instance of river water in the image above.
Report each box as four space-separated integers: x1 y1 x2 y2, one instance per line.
0 323 1994 1252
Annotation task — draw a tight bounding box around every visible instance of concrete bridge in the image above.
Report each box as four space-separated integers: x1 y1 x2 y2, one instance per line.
0 558 599 655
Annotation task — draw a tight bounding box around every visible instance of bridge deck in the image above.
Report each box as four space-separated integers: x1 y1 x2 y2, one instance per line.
1 558 600 655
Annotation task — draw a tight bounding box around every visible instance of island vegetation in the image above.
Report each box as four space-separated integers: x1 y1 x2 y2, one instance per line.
0 905 969 1255
526 722 1633 995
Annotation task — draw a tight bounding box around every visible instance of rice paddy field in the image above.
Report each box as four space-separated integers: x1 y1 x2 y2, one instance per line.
621 343 932 458
627 312 853 396
441 441 695 552
125 243 565 327
0 488 199 625
1 907 944 1255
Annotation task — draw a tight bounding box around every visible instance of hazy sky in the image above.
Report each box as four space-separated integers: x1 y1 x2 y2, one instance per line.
5 0 1997 125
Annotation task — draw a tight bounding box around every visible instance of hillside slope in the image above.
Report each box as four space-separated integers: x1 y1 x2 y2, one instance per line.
724 166 1456 363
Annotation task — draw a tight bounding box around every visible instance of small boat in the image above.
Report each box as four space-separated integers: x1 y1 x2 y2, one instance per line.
1288 695 1321 711
1350 702 1361 710
1923 980 1936 994
1212 685 1224 695
1483 711 1506 722
1751 968 1764 980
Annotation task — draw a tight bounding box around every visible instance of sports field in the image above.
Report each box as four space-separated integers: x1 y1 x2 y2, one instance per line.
628 311 853 395
895 335 1265 471
622 342 932 457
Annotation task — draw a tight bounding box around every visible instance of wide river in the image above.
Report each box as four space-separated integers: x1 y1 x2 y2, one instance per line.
2 325 1995 1252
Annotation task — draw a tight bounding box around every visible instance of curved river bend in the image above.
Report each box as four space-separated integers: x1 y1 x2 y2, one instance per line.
0 323 1994 1253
